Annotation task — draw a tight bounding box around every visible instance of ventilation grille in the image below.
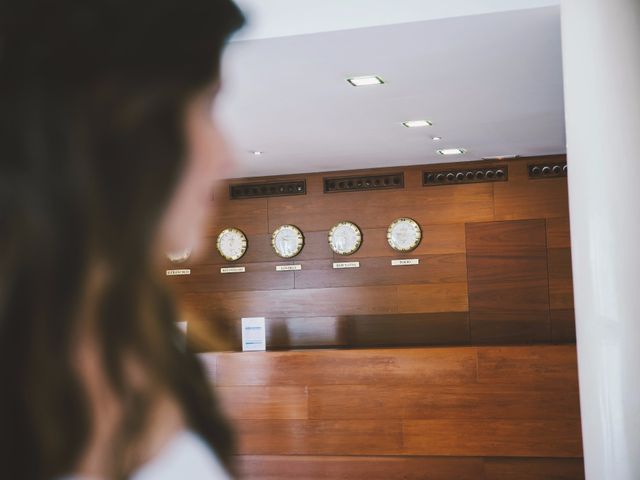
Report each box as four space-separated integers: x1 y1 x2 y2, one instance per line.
324 173 404 193
229 180 306 199
528 162 567 179
423 165 508 186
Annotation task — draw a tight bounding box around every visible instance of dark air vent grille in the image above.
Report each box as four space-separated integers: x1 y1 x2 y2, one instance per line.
229 180 306 199
528 162 567 179
324 173 404 193
423 165 508 186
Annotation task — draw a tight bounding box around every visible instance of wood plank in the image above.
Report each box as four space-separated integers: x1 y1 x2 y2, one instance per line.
267 183 494 232
484 457 585 480
236 455 485 480
234 419 403 455
216 386 308 419
466 219 547 255
345 312 470 347
402 418 583 457
207 194 269 235
215 347 478 386
493 157 569 221
308 384 580 421
551 309 577 343
294 254 467 289
548 248 574 309
466 220 551 343
477 345 579 388
397 283 469 313
546 217 572 249
183 285 399 318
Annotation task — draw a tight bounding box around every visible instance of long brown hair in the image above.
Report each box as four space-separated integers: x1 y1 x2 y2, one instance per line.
0 1 244 478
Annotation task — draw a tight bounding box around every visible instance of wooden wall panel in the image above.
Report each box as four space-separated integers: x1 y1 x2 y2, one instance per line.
308 384 579 421
236 455 486 480
546 217 572 249
551 309 577 343
477 345 579 388
484 458 585 480
214 347 478 387
177 156 580 477
234 419 403 455
548 248 574 309
216 386 308 420
206 194 269 236
466 220 551 343
170 155 575 351
183 285 399 318
402 418 582 457
493 156 569 221
267 183 494 232
206 345 582 474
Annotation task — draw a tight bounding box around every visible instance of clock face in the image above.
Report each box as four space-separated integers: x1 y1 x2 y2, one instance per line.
272 224 304 258
166 248 191 263
387 217 422 252
216 228 248 262
328 221 362 255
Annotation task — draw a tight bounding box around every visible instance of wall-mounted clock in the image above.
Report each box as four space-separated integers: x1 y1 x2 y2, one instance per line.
328 221 362 256
387 217 422 252
166 248 191 263
216 227 248 262
272 224 305 258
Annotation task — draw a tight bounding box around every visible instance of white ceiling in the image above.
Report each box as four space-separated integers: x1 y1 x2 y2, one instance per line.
216 2 565 178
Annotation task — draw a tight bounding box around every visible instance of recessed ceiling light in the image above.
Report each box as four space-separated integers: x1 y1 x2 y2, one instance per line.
437 148 467 156
250 150 263 156
432 136 442 141
481 154 520 160
402 120 432 128
346 75 384 87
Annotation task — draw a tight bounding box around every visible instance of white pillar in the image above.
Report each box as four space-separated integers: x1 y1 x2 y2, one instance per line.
560 0 640 478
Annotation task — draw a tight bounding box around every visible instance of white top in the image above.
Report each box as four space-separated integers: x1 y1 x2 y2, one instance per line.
61 430 230 480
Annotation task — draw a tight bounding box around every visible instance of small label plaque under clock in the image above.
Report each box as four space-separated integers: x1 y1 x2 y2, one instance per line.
391 258 420 266
333 261 360 269
166 269 191 276
276 264 302 271
220 266 246 274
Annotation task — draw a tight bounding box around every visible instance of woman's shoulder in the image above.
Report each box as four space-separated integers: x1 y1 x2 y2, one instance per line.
58 430 230 480
132 430 231 480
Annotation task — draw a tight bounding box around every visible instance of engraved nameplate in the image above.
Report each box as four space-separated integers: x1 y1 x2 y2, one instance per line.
220 266 246 274
166 269 191 276
333 261 360 269
391 258 420 266
276 264 302 271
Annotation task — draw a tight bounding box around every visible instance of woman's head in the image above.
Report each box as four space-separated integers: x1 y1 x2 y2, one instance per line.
0 1 244 478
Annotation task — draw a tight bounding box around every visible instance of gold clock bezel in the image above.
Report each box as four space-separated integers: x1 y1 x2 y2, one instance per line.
328 221 363 256
271 224 305 258
216 227 248 262
387 217 422 252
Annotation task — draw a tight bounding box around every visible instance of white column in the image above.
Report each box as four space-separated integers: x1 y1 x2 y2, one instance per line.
560 0 640 478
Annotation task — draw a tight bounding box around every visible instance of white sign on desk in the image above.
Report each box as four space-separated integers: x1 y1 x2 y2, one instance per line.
241 317 266 351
